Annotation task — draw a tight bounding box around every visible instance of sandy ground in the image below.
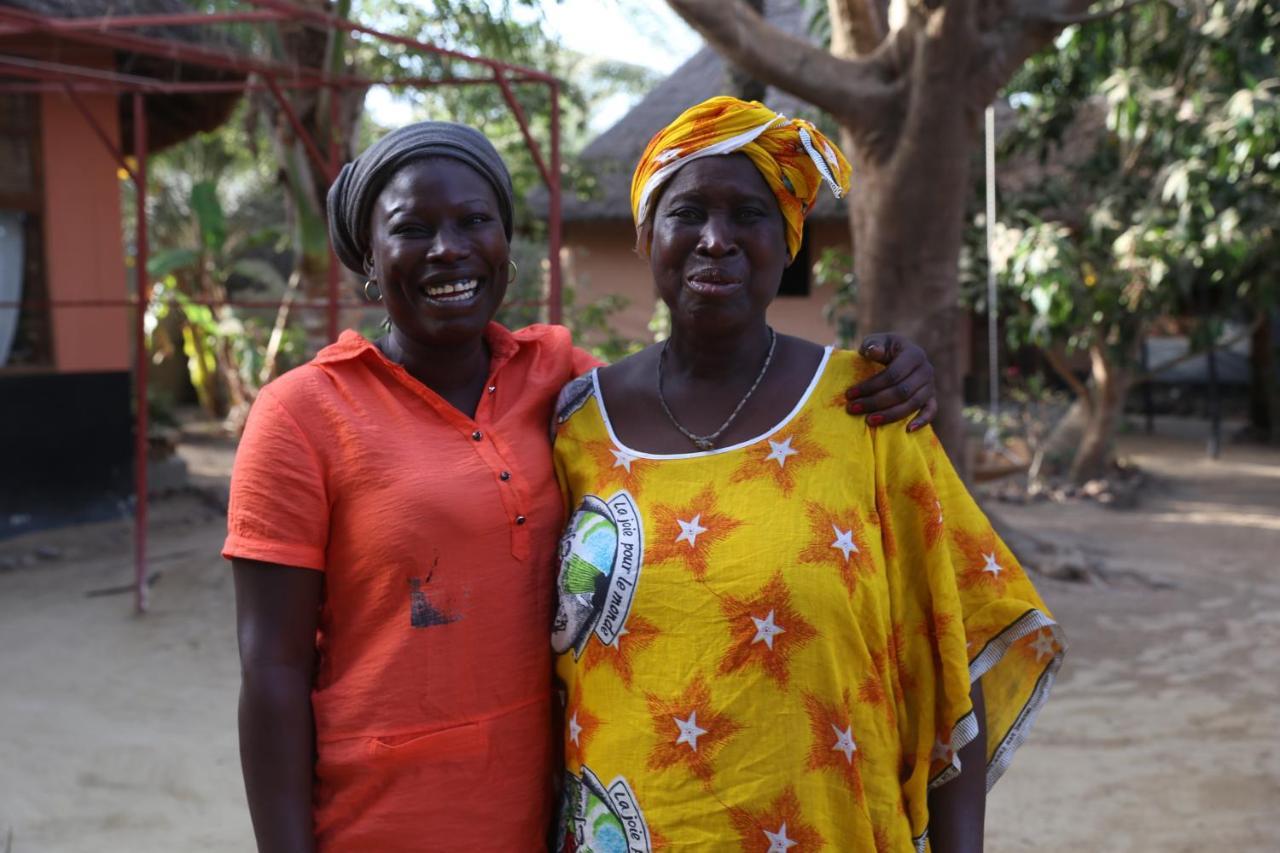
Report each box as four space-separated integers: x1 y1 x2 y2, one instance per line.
1 419 1277 852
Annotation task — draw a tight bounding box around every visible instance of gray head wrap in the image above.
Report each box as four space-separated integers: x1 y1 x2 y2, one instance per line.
326 121 515 275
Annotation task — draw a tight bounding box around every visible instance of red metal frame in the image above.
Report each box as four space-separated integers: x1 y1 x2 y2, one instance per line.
0 1 566 613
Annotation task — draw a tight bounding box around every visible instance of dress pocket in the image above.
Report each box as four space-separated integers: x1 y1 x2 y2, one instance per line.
313 722 491 848
365 720 486 765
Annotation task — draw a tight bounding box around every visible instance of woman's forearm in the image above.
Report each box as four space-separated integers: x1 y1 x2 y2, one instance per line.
927 679 988 853
239 664 317 853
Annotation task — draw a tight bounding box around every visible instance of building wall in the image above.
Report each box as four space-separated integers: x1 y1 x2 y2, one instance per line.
40 82 130 372
562 219 851 348
0 44 134 530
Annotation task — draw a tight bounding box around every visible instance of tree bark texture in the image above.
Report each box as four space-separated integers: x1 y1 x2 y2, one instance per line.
666 0 1099 463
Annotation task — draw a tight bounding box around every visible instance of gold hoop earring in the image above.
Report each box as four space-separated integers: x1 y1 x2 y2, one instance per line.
363 279 382 303
507 260 518 284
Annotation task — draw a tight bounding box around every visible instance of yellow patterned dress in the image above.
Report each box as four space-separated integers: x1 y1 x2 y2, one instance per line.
550 349 1064 853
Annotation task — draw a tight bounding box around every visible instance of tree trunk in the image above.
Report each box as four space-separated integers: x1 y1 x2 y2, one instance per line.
663 0 1099 465
1067 343 1130 484
843 88 978 461
1029 397 1086 482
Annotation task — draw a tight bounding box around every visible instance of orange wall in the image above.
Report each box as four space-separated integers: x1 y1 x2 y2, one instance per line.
562 220 850 348
40 87 130 372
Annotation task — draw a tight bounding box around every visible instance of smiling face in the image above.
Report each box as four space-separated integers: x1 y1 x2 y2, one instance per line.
367 157 509 349
646 154 789 337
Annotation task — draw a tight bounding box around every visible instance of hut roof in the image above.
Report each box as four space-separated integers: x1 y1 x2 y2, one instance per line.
532 0 847 224
0 0 247 152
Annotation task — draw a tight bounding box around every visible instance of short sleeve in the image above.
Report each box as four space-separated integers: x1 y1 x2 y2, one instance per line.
571 345 604 375
876 424 1065 811
222 386 330 571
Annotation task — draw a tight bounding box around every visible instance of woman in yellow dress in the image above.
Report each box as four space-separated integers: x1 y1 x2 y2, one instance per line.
550 97 1065 852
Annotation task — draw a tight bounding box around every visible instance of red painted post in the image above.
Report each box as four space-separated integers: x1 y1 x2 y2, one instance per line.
493 72 552 186
548 81 563 325
62 84 138 177
0 8 286 34
262 76 332 182
0 4 364 87
0 75 543 97
132 92 150 614
243 0 557 84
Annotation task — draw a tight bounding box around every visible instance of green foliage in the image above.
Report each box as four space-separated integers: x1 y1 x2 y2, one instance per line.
561 290 642 363
142 172 299 417
354 0 658 233
190 181 227 252
994 0 1279 366
136 0 660 408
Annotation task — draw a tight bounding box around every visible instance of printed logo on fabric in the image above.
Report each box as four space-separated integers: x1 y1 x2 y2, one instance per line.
552 491 644 658
557 765 652 853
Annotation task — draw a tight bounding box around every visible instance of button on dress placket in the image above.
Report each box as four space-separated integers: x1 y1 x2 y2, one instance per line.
469 382 529 560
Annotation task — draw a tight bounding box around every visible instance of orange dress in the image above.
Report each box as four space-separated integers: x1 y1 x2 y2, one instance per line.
224 324 598 851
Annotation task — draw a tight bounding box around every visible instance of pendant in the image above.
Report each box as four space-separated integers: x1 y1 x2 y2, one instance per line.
693 437 715 451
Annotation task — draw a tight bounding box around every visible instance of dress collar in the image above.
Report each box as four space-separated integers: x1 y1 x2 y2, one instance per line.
311 322 520 369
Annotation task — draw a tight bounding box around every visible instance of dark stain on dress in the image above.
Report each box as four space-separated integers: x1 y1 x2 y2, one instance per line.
408 572 459 628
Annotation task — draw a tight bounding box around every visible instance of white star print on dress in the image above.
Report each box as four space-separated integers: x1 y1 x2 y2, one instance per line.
607 625 629 650
751 610 785 649
931 737 954 765
830 525 858 562
674 711 708 751
1029 629 1056 661
831 723 857 764
981 552 1003 577
765 436 799 468
610 447 636 472
568 713 583 746
764 822 798 852
675 514 708 548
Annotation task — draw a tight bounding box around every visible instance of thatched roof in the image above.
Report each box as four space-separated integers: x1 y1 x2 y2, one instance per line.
532 0 848 223
0 0 246 152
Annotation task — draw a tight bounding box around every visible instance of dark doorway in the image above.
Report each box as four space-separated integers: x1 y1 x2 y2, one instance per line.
778 225 810 297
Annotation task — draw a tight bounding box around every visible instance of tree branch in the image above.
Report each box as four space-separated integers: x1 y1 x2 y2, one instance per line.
829 0 888 56
970 0 1096 105
665 0 899 131
1042 345 1093 404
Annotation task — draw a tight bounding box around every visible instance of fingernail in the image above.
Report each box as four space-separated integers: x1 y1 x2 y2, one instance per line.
867 414 883 427
907 420 921 432
849 402 864 414
847 387 861 400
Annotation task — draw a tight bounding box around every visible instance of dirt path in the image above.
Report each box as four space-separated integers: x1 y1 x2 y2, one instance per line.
1 425 1276 852
985 429 1280 851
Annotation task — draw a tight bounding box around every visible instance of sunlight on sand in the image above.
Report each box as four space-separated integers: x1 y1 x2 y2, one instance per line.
1142 503 1280 532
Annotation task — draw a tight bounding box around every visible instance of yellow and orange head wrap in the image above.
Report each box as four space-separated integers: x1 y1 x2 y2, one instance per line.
630 96 852 260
